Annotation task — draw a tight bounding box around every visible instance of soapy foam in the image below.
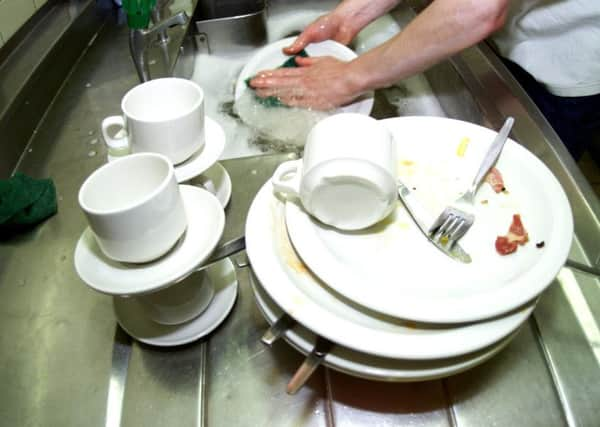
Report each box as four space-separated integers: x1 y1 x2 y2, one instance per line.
234 90 331 154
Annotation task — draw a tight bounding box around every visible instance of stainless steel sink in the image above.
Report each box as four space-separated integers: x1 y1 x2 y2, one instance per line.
2 1 600 425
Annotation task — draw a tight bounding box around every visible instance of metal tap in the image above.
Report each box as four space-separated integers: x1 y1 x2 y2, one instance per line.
128 9 189 82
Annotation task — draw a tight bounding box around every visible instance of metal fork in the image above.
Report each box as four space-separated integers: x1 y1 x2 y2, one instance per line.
429 117 515 247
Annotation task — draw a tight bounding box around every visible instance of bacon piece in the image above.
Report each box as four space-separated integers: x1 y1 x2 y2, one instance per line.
495 236 518 255
508 214 529 245
485 167 505 193
495 214 529 256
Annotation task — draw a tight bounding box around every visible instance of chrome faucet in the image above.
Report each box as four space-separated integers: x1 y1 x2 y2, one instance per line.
127 2 189 82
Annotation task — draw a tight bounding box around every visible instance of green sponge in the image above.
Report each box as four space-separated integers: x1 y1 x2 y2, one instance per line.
245 50 309 108
0 172 57 237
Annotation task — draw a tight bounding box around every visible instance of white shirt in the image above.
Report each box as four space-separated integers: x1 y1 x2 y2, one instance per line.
490 0 600 97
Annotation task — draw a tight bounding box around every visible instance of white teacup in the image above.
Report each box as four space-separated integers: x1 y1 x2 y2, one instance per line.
78 153 187 263
101 78 205 164
135 270 214 325
272 113 397 230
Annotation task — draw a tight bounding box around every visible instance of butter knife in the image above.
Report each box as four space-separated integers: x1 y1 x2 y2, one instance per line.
397 182 472 263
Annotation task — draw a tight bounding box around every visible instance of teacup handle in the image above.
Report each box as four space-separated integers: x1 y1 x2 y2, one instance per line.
272 159 303 196
101 116 130 157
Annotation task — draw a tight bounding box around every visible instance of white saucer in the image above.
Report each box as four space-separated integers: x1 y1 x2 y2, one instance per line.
174 117 226 183
74 185 225 296
106 117 226 183
190 162 232 208
113 258 238 346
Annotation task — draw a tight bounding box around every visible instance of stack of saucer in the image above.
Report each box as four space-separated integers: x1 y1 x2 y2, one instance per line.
245 116 573 383
75 184 238 346
75 152 237 347
75 78 241 346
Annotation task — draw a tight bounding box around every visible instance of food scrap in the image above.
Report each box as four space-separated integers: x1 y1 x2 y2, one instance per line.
485 167 505 193
495 214 529 255
536 241 545 248
456 137 470 157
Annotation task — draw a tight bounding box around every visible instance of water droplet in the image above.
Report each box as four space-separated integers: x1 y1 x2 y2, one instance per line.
85 83 92 88
88 150 97 157
28 148 33 153
90 138 98 145
88 130 95 136
251 169 257 175
149 59 157 65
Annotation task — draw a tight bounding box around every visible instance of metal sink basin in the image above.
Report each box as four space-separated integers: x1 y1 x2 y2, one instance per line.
176 0 486 159
1 1 599 425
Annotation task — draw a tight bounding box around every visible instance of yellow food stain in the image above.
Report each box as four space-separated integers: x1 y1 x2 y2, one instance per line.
397 159 416 177
440 235 449 245
397 221 411 230
276 215 310 275
481 199 489 205
456 137 470 157
404 321 417 329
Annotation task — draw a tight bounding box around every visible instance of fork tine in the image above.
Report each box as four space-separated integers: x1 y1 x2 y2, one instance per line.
433 214 455 242
446 219 469 248
427 117 514 248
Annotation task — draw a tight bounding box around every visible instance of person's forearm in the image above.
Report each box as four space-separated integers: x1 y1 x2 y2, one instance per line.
333 0 402 37
347 0 509 93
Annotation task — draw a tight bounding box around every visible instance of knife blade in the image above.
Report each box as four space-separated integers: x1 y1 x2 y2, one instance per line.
397 182 472 263
286 336 334 395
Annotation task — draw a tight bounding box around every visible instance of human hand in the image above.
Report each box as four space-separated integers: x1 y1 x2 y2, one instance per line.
283 13 356 55
249 56 362 110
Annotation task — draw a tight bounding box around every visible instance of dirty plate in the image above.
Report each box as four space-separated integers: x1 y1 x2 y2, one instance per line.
235 37 374 115
284 116 573 323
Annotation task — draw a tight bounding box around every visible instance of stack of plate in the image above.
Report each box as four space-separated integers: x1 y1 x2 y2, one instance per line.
245 116 573 382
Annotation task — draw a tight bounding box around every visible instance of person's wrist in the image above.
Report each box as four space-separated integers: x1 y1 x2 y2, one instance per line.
343 60 370 100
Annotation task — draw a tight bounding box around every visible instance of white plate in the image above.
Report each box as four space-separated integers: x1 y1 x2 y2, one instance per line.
75 185 225 296
191 162 232 208
285 116 573 323
245 180 535 360
174 117 226 183
250 271 517 382
235 37 374 115
107 117 226 184
114 258 238 347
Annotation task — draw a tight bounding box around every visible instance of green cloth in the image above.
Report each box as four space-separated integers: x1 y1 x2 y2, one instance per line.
0 172 57 237
245 50 309 108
